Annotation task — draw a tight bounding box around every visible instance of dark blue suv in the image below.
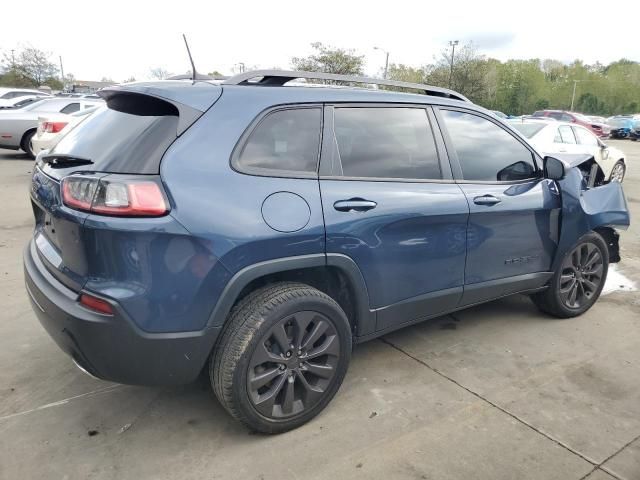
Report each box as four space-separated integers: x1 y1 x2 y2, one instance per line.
24 70 630 433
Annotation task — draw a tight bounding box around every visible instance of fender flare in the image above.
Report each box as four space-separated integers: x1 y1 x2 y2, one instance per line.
206 253 376 336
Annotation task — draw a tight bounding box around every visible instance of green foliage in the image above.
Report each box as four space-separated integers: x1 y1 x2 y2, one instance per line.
291 42 364 75
382 43 640 116
1 47 59 87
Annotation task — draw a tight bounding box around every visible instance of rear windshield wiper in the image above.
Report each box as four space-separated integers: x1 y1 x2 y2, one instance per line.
41 154 94 168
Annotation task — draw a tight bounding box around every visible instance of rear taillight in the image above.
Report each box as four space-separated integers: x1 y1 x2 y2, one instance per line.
42 121 68 133
79 293 114 315
61 175 169 217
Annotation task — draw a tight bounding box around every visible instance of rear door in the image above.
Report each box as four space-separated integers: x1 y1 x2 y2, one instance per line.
319 105 469 334
436 108 561 306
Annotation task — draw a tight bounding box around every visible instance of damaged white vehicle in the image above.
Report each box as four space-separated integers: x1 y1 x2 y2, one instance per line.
510 120 627 182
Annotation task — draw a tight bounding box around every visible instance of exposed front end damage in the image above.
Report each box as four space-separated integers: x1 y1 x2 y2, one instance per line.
552 154 630 270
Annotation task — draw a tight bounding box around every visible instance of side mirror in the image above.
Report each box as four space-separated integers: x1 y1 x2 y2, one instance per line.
544 156 565 180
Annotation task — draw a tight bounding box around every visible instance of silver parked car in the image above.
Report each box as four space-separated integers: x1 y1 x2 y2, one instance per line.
0 98 103 157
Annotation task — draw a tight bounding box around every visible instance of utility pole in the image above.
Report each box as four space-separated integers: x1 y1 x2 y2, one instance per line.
11 49 15 69
59 56 65 90
373 46 390 79
236 62 245 73
570 80 579 111
448 40 459 89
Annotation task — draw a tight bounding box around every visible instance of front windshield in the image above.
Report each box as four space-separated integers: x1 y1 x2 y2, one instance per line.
509 122 546 138
573 113 592 122
608 118 631 128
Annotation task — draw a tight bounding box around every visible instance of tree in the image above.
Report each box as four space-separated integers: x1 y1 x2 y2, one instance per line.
208 70 224 78
1 47 59 86
149 67 170 80
386 64 427 84
291 42 364 75
424 42 492 105
123 76 136 83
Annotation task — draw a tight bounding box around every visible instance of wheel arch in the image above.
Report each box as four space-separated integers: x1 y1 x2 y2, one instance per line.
20 127 36 150
207 254 375 337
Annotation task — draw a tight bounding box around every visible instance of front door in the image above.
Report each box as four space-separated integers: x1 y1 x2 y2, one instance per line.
319 105 469 333
437 108 562 306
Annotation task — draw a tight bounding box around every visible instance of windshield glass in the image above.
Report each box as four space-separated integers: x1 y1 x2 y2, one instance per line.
608 118 631 128
509 122 546 138
573 113 592 122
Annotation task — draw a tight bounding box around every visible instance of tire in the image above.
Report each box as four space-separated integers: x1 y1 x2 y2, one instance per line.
21 130 36 159
531 232 609 318
609 161 625 183
211 282 352 433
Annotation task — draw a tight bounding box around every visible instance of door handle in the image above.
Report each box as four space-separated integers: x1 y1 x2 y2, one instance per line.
473 195 501 206
333 198 377 212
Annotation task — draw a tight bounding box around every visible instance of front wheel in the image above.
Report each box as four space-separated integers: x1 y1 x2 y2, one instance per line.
211 282 351 433
531 232 609 318
609 161 625 183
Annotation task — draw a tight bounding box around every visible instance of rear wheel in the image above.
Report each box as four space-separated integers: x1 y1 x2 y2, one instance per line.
21 130 36 159
211 282 351 433
531 232 608 318
609 161 625 183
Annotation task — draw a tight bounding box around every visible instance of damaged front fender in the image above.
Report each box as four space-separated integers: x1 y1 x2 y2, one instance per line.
552 157 630 270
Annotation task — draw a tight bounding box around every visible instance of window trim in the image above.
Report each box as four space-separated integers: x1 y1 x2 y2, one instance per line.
434 106 543 185
230 104 324 179
318 103 451 183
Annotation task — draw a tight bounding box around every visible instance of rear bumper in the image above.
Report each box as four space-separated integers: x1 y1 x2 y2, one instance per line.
23 240 221 386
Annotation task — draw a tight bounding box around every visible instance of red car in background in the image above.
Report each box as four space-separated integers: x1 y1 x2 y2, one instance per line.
532 110 611 138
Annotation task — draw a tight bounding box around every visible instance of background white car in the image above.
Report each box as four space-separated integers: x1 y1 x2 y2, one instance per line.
0 88 50 108
510 120 627 182
32 106 100 154
0 98 103 157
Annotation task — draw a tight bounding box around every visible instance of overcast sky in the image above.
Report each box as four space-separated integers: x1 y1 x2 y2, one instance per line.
2 1 635 82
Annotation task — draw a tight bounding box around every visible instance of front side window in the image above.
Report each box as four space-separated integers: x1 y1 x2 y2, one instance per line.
236 108 321 174
332 107 441 179
558 126 576 144
573 127 599 146
440 109 536 182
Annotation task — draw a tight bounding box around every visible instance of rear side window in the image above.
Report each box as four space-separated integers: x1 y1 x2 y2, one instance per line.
332 107 441 179
440 109 536 182
236 108 321 175
49 105 178 174
60 103 80 114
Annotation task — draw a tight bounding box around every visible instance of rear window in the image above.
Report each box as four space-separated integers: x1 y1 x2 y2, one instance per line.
510 123 546 139
49 105 178 174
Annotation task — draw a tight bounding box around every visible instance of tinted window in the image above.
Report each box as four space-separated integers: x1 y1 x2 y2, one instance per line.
573 127 598 146
561 113 574 122
558 126 576 144
441 110 536 182
332 107 440 179
60 102 80 114
237 108 321 174
49 106 178 174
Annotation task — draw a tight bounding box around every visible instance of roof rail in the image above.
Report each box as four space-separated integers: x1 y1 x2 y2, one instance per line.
222 70 471 102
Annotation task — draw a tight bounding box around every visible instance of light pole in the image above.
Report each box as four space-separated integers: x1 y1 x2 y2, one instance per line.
448 40 459 89
59 56 65 90
235 62 245 73
373 46 390 79
570 80 580 111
